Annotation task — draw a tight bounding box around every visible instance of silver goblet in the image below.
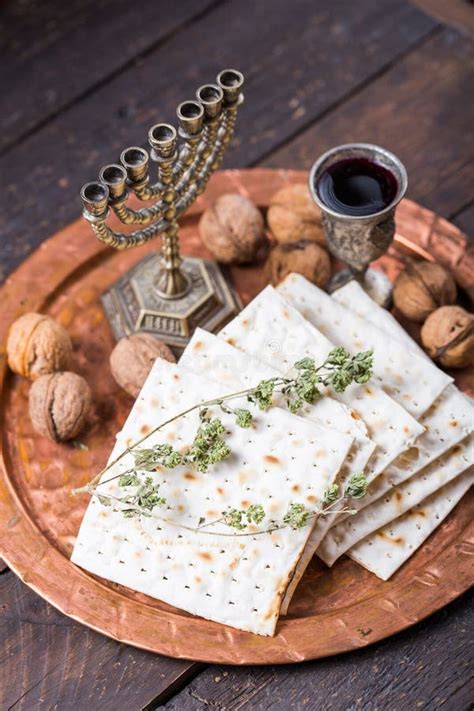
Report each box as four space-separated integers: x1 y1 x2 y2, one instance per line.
308 143 407 304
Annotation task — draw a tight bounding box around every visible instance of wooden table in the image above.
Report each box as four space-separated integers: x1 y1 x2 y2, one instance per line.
1 1 473 708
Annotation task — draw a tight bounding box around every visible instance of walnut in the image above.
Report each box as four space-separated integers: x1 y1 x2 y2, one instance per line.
29 372 91 442
110 333 176 398
264 241 331 288
199 193 267 264
267 184 325 245
393 261 457 322
421 306 474 368
7 312 72 380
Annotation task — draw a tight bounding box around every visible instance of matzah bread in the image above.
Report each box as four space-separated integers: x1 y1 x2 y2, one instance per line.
180 328 375 483
333 279 428 360
327 383 474 527
181 327 375 615
327 280 474 518
348 468 473 580
318 434 474 565
278 273 452 417
72 359 352 636
219 286 424 483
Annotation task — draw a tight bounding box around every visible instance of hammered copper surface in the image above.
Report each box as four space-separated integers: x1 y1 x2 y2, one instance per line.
0 169 472 664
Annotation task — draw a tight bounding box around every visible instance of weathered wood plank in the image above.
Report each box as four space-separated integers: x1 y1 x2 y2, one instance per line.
0 572 201 711
413 0 474 37
161 590 474 711
0 0 220 153
0 0 435 282
264 28 474 222
453 202 474 238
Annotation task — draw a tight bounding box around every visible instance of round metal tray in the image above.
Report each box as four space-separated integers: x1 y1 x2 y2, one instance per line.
0 169 472 664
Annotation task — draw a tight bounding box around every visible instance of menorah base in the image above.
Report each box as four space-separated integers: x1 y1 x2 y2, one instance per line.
101 254 242 352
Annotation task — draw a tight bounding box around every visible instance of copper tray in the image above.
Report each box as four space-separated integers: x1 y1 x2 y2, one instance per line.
0 169 472 665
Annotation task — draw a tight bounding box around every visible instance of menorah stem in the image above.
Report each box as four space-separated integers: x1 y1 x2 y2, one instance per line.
154 142 190 298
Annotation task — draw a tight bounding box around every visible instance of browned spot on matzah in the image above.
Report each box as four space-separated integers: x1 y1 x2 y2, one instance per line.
216 487 224 495
173 372 180 380
140 424 150 435
292 484 300 493
264 454 280 465
195 576 202 584
206 510 219 518
408 508 427 518
306 494 317 504
240 500 250 508
452 445 462 453
184 471 196 480
449 420 459 428
177 505 185 512
226 337 236 346
395 491 403 502
351 410 361 420
402 393 412 401
192 341 203 351
242 319 249 326
198 551 213 561
365 386 373 395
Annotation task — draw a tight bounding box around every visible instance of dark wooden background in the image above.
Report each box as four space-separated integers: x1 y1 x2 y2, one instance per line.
1 1 473 709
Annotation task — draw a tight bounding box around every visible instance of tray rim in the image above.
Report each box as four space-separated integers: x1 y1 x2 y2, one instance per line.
0 168 473 665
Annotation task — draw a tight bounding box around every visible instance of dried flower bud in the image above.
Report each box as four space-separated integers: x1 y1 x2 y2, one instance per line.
264 241 331 288
199 193 267 264
29 371 91 442
267 184 325 245
393 261 457 322
110 333 176 398
421 305 474 368
7 312 72 380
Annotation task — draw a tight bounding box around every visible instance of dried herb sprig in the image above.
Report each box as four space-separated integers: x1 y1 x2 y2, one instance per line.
93 475 365 537
72 347 373 530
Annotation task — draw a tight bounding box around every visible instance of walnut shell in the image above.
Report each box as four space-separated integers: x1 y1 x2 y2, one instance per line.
421 306 474 368
110 333 176 398
265 241 331 288
7 312 72 380
393 261 457 323
199 193 266 264
267 184 325 246
29 371 91 442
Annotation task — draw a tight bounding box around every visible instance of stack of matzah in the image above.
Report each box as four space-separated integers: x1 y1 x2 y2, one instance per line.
72 350 355 635
72 272 473 635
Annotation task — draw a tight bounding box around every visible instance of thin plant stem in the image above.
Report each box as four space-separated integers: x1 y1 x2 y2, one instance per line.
92 488 356 538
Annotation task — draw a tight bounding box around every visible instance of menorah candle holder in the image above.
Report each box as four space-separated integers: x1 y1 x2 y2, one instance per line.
80 69 244 350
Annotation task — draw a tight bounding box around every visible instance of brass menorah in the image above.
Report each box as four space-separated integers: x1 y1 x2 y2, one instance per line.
80 69 244 350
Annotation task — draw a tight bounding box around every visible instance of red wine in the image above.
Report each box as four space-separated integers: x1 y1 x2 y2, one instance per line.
316 157 398 216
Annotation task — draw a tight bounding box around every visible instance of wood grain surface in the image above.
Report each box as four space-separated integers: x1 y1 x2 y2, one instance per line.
1 0 473 708
0 0 435 281
162 590 474 711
